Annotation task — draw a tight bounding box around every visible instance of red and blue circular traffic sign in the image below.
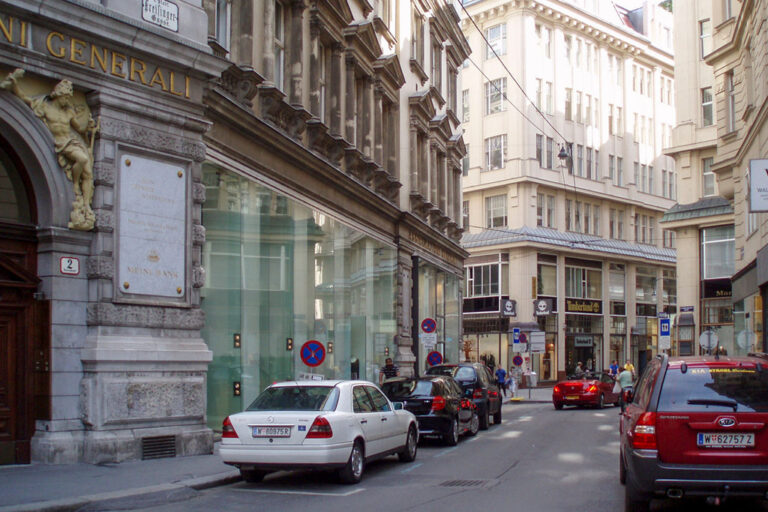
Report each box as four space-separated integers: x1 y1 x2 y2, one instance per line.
512 355 524 367
427 350 443 366
300 340 326 367
421 317 436 333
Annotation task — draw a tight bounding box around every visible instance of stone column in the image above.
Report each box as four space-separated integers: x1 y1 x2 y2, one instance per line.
262 0 275 84
345 55 356 144
288 0 304 106
330 44 343 136
374 84 383 165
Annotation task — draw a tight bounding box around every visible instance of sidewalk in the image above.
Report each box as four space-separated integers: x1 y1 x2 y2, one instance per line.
506 385 552 404
0 444 240 512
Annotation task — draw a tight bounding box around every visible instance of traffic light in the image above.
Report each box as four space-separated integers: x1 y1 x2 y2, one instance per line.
286 337 293 351
233 333 241 348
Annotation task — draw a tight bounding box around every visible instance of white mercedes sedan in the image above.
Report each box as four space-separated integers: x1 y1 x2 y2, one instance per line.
219 380 419 484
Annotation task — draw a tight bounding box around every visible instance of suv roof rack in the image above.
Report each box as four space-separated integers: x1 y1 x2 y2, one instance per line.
747 352 768 361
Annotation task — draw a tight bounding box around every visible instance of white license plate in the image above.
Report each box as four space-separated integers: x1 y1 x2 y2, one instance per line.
565 395 579 400
697 432 754 448
253 426 291 438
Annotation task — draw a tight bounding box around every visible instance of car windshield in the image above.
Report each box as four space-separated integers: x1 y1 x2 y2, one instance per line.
382 380 434 399
658 366 768 413
246 385 339 411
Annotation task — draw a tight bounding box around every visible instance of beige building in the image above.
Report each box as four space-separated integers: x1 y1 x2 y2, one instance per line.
688 0 765 355
459 0 677 380
661 1 737 356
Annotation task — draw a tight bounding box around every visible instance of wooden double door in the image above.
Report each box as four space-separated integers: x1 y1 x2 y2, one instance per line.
0 231 49 465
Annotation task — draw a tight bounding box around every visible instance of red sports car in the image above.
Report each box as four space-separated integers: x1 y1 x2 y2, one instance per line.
552 371 621 409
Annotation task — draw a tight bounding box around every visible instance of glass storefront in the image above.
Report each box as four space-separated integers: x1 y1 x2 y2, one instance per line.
201 164 397 429
416 262 461 374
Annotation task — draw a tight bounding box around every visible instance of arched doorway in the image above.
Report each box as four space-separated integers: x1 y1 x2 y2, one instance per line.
0 141 48 464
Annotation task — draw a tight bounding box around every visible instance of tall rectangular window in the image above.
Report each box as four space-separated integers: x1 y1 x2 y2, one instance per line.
431 41 442 93
485 134 507 170
462 145 469 176
609 155 615 182
462 200 469 229
536 134 543 167
610 209 616 238
537 193 545 226
616 107 623 135
215 0 230 49
462 89 470 122
576 144 584 176
566 199 572 231
535 79 543 110
641 164 647 192
593 205 600 235
543 27 552 58
701 226 735 279
703 157 715 196
274 1 285 91
546 137 553 169
575 91 582 123
608 104 614 135
485 194 507 228
594 150 600 180
586 148 593 179
702 87 713 126
618 210 625 240
649 166 654 195
634 162 639 187
662 170 668 198
575 201 582 232
565 88 573 121
547 195 555 228
485 78 506 115
585 94 592 126
486 23 507 59
699 19 712 57
564 35 572 64
584 204 591 234
617 157 624 187
545 82 553 114
726 72 736 132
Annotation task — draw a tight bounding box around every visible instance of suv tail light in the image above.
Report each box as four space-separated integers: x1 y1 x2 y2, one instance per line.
307 416 333 439
473 388 484 399
431 396 446 411
632 412 657 450
222 416 238 439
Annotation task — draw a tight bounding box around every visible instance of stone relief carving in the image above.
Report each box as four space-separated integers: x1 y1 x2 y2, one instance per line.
99 118 206 162
87 303 205 329
1 68 99 230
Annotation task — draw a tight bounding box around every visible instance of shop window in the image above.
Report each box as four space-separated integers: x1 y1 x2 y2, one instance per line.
537 261 557 296
701 226 735 279
465 264 500 297
566 266 602 299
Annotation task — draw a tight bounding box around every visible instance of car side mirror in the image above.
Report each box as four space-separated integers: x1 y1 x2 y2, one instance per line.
393 402 404 410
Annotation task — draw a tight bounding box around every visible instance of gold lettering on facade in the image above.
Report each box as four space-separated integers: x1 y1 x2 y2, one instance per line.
5 16 193 99
130 58 148 85
110 51 127 78
46 31 66 58
169 71 183 97
148 67 168 91
90 46 108 73
69 38 87 66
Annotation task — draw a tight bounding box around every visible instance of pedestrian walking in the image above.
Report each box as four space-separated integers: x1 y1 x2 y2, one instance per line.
495 366 507 397
379 358 399 385
617 365 634 412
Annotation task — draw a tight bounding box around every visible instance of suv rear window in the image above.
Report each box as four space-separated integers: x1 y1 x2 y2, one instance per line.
382 380 433 398
658 366 768 413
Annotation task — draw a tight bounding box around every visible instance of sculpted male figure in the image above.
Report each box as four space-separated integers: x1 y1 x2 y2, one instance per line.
1 69 97 230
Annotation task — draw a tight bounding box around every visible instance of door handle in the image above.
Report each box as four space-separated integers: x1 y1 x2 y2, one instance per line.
360 419 368 424
381 417 388 422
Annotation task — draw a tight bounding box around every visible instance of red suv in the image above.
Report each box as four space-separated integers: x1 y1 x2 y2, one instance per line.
620 353 768 511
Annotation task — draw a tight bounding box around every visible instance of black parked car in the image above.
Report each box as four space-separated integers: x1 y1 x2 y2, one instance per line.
381 375 479 445
425 363 502 430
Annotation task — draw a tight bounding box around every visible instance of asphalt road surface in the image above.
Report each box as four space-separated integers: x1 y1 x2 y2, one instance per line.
122 402 768 512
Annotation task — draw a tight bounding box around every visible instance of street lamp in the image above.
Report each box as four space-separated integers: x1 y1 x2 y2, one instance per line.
558 142 573 173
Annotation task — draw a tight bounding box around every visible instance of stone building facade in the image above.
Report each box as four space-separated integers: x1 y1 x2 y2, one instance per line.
199 0 470 431
0 0 469 464
0 0 226 464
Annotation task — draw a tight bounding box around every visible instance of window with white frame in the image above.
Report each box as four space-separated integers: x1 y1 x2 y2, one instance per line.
485 134 507 170
593 205 600 235
609 155 615 182
462 200 469 229
536 134 543 167
215 0 230 49
546 137 553 169
565 88 573 121
726 72 736 132
702 157 715 196
575 91 582 123
566 264 603 299
701 226 735 279
617 157 624 187
431 39 442 92
576 144 583 176
462 145 469 176
485 78 506 115
547 195 555 229
702 87 713 126
466 264 500 297
663 229 676 248
412 9 424 66
608 104 614 135
662 170 668 198
485 194 507 228
485 23 507 59
699 19 712 57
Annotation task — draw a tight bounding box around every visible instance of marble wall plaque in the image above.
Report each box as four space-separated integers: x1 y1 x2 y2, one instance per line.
118 154 186 298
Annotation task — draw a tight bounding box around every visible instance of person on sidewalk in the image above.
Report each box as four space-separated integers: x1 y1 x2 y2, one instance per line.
574 361 585 377
379 358 399 385
617 365 634 412
495 366 507 397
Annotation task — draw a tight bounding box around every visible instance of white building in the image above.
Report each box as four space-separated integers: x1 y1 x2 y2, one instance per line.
459 0 677 380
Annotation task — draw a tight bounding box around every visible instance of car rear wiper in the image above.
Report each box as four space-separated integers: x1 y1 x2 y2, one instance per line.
687 398 738 411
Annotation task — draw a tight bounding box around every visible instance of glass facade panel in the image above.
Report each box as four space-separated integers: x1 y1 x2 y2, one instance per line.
201 164 397 429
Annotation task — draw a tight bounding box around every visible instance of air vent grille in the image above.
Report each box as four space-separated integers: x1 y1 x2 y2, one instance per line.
440 480 488 488
141 435 176 460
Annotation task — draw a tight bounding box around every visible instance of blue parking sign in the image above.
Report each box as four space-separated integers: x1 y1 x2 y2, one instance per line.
660 318 671 336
